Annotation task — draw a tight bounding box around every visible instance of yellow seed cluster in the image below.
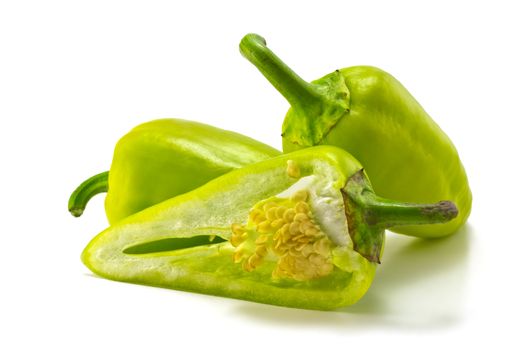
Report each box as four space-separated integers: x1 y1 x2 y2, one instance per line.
286 160 301 178
230 190 333 281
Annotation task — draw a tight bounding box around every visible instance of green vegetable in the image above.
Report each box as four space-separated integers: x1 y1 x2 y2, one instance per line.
82 146 458 310
68 118 280 224
240 34 472 238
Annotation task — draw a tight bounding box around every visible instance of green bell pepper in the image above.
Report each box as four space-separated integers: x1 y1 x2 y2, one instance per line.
240 34 472 238
82 146 457 310
68 118 280 224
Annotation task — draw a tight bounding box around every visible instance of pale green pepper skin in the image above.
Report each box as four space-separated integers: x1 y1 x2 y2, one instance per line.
68 118 280 224
82 146 458 310
240 34 472 238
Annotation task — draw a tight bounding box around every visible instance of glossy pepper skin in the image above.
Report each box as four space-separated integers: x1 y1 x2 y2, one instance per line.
68 118 280 224
82 146 458 310
240 34 472 238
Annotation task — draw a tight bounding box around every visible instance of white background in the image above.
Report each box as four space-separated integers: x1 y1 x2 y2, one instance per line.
1 0 523 348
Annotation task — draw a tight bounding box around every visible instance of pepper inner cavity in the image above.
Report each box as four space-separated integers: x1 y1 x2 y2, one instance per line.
123 235 226 254
230 189 334 281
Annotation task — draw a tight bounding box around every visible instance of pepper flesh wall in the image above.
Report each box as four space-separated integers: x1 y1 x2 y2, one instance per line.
240 33 472 238
82 146 458 310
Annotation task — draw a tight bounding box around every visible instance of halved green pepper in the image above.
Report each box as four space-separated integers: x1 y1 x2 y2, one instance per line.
68 118 280 224
240 34 472 238
82 146 457 310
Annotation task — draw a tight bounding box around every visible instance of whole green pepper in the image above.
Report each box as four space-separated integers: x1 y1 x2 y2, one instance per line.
68 118 280 224
82 146 457 310
240 34 472 238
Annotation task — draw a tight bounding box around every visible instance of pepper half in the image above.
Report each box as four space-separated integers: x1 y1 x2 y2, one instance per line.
68 118 280 224
240 34 472 238
82 146 457 310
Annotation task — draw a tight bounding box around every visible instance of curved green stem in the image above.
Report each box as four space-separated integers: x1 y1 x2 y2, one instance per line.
342 170 458 263
345 170 458 227
363 198 457 227
240 33 350 146
68 171 109 217
239 34 323 112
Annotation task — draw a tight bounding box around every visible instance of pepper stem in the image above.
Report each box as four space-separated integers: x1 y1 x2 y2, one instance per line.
240 34 350 146
68 171 109 217
363 198 458 227
342 170 458 263
239 34 324 113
